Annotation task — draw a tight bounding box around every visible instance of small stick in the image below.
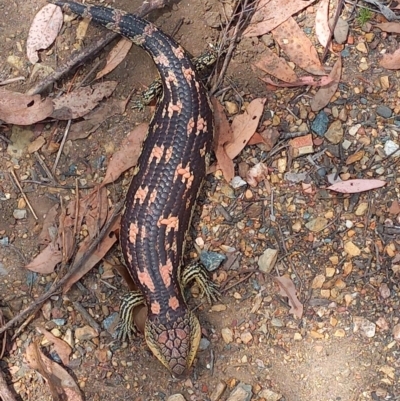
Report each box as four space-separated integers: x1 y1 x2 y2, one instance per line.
211 0 257 94
0 369 17 401
0 76 25 86
28 0 170 96
72 301 102 333
21 180 95 190
52 119 71 174
9 168 38 220
11 313 38 341
0 200 124 336
73 179 80 240
33 151 56 182
0 134 12 145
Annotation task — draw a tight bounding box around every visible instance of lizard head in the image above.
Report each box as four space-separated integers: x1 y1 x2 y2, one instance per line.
145 309 201 378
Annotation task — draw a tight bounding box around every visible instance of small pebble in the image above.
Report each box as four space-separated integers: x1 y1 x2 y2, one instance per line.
353 316 376 338
384 140 400 157
342 139 352 150
199 338 210 351
376 105 392 118
240 332 253 344
311 111 329 136
324 120 343 144
167 395 186 401
210 382 227 401
221 328 234 344
13 209 27 220
75 325 99 341
344 241 361 257
226 382 252 401
258 389 282 401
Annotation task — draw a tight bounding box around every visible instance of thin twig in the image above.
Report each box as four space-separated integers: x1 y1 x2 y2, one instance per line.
72 301 102 332
0 201 123 336
211 0 257 94
0 369 17 401
33 151 57 183
321 0 344 62
52 119 71 174
0 76 25 86
0 133 12 144
28 0 171 96
9 168 38 220
21 180 95 189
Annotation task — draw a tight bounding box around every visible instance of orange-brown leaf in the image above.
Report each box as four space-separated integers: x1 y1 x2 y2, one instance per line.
100 123 148 187
0 90 54 125
62 215 120 294
225 98 266 160
254 47 298 83
311 56 342 111
51 81 118 120
36 326 72 366
275 276 303 319
25 242 62 274
96 38 133 79
211 97 234 182
380 48 400 70
27 4 63 64
244 0 317 37
25 342 82 401
315 0 331 47
272 17 325 75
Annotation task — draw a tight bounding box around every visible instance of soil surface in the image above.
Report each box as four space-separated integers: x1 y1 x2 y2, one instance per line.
1 1 400 401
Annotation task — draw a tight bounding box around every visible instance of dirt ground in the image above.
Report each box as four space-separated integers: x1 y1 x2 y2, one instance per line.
1 0 400 400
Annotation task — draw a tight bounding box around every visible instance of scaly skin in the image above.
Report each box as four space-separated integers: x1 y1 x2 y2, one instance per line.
54 1 214 377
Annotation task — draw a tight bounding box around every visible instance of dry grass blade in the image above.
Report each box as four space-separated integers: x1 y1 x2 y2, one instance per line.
211 0 258 94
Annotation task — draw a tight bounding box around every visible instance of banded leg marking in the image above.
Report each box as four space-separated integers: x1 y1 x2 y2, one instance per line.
117 290 145 341
132 48 217 110
181 262 220 304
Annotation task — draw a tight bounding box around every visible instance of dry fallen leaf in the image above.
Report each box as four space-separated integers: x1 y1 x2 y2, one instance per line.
275 275 304 319
25 242 62 274
315 0 331 48
376 22 400 34
51 81 118 120
36 326 72 366
100 123 149 187
0 90 54 125
63 213 120 294
311 56 342 111
328 179 386 193
345 150 365 165
38 204 60 245
69 98 129 140
27 4 63 64
225 98 266 160
254 47 298 83
211 98 234 182
25 342 83 401
244 0 317 37
272 17 326 75
246 162 269 187
380 48 400 70
261 75 333 87
96 38 133 79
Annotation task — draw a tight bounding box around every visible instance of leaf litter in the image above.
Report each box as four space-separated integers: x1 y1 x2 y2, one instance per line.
51 81 118 120
25 123 148 288
26 4 63 64
25 341 83 401
0 90 54 125
3 0 400 397
96 37 133 79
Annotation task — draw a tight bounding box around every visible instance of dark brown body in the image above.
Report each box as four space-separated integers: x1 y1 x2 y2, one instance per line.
55 1 213 376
